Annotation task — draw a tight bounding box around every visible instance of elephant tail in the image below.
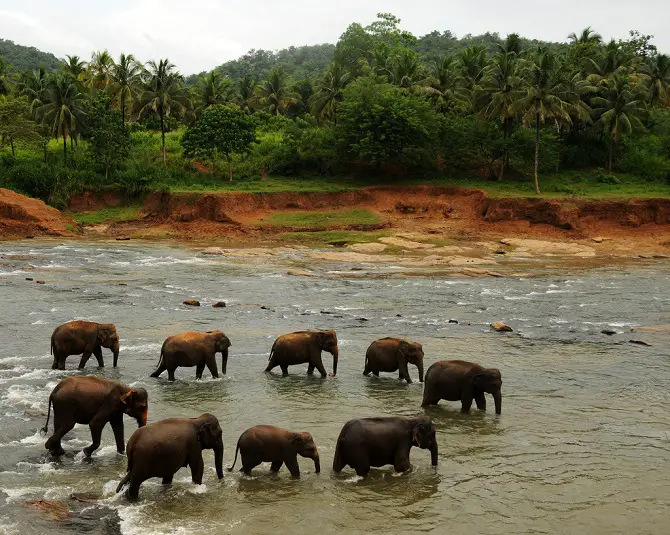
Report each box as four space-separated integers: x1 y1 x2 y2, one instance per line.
116 471 131 493
228 439 240 472
267 339 277 362
50 332 55 355
149 345 165 378
40 395 52 435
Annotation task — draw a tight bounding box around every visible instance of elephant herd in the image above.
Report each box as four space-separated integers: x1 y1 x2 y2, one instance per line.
41 319 503 500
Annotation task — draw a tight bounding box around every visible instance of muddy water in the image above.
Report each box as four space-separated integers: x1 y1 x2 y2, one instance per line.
0 241 668 535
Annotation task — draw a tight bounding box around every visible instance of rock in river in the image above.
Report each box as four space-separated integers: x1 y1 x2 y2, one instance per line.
491 321 513 332
212 301 227 308
183 299 201 307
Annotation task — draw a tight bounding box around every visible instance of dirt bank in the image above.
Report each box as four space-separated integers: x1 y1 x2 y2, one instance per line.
0 189 77 239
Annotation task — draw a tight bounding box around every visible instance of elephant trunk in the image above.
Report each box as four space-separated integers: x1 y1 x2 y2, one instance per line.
112 340 120 367
417 360 424 383
331 349 338 376
493 390 502 415
221 348 229 375
214 440 224 479
136 408 147 427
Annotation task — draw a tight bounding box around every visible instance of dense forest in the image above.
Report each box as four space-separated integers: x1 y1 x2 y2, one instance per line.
0 13 669 206
0 39 60 72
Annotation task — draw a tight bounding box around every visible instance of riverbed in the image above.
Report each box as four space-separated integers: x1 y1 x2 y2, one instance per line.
0 240 668 535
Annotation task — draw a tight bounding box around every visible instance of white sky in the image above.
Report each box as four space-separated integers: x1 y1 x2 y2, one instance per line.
0 0 667 74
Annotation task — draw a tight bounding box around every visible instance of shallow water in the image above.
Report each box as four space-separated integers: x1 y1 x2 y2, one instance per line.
0 240 669 535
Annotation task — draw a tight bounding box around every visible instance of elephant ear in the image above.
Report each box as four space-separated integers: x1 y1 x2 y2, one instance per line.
197 421 214 445
471 373 486 387
119 391 132 405
292 433 310 447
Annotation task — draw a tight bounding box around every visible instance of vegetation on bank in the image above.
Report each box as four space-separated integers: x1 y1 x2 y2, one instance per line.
0 14 669 208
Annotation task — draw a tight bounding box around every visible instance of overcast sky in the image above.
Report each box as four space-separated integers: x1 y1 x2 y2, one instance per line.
0 0 667 74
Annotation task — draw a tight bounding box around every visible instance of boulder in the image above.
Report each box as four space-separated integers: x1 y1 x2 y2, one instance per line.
212 301 227 308
201 247 226 255
287 269 319 277
629 339 651 347
448 319 459 324
490 321 513 332
601 329 617 335
631 324 670 334
36 280 45 285
183 299 200 307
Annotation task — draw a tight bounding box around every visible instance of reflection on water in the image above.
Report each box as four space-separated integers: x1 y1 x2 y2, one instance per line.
0 241 669 534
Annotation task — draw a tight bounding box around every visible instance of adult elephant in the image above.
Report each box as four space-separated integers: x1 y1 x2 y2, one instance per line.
42 376 148 457
364 337 424 384
150 330 231 381
332 415 438 477
265 330 338 377
421 360 502 414
115 413 224 500
50 320 120 370
228 425 320 478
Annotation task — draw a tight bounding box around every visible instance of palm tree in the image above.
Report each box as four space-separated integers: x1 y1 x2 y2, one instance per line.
87 50 114 91
643 54 670 107
423 56 464 113
194 71 235 115
497 33 523 56
18 67 50 161
0 57 9 96
310 62 350 124
254 68 299 116
511 48 581 194
592 73 646 171
238 75 256 113
479 51 524 179
457 45 487 111
34 72 87 164
585 40 633 80
384 49 430 91
135 59 192 164
108 53 141 129
61 55 87 81
568 26 602 45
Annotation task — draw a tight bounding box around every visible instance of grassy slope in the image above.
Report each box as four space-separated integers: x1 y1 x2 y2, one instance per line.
263 209 381 227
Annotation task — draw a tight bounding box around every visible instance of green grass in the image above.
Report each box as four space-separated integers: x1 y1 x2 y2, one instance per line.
279 230 391 245
263 209 382 228
70 205 143 225
161 175 363 194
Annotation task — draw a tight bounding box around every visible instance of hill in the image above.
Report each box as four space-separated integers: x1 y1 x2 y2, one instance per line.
0 38 60 72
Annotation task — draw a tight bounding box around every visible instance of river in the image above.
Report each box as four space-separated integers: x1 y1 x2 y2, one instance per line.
0 241 668 535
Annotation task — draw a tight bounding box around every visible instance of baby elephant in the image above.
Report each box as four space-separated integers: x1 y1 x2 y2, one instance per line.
265 330 338 377
150 330 231 381
422 360 502 414
333 415 438 477
51 320 120 370
228 425 320 477
364 337 424 383
116 413 224 500
42 376 148 457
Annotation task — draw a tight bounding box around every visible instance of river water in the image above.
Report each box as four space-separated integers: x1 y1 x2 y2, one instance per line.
0 241 668 535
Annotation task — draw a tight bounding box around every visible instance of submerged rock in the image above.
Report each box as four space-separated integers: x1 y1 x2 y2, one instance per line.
212 301 227 308
36 280 45 285
601 329 617 335
491 321 513 332
448 319 459 324
183 299 200 307
287 269 318 277
629 340 651 347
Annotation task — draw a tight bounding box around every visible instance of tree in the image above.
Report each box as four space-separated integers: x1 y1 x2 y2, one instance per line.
180 105 256 182
0 96 43 156
457 45 488 111
0 57 9 96
511 48 584 193
337 76 440 169
384 49 430 92
34 72 87 164
194 71 235 115
61 55 87 81
87 50 114 91
238 75 256 113
424 56 463 112
334 23 375 78
254 68 299 115
644 54 670 107
84 94 130 179
108 53 141 129
310 62 350 123
592 73 646 171
568 27 602 45
135 59 191 164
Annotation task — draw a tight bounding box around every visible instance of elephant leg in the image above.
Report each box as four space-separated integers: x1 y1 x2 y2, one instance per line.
242 457 260 476
125 475 142 501
84 414 109 457
78 348 94 369
393 449 411 472
280 365 289 376
460 392 474 413
189 453 204 484
46 415 74 455
167 366 177 381
398 359 412 384
162 475 173 485
205 357 219 379
474 392 487 411
110 414 125 454
363 360 371 376
270 460 283 472
307 364 315 375
265 356 278 373
284 455 300 478
51 355 60 370
353 460 371 477
314 360 327 378
332 443 346 473
93 345 104 367
195 362 205 380
421 390 440 408
57 356 67 371
372 370 379 377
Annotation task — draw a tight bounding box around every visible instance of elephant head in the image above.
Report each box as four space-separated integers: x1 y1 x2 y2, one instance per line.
472 368 502 414
196 413 224 479
316 330 338 376
120 388 148 427
97 324 120 367
399 340 424 382
209 330 232 371
292 432 320 473
411 416 438 466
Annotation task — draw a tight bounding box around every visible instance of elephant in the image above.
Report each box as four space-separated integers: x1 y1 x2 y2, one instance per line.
115 413 224 500
50 320 120 370
228 425 320 478
332 415 438 476
364 337 424 384
265 330 338 377
421 360 502 414
42 376 148 457
150 330 231 381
